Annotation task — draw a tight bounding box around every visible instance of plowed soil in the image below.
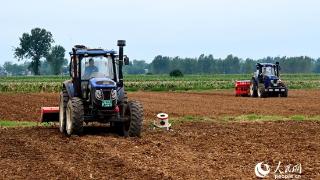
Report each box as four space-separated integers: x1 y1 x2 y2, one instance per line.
0 90 319 121
0 90 319 179
0 121 319 179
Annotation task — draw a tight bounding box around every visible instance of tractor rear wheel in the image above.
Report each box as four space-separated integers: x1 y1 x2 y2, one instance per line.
257 85 267 98
116 100 143 137
280 88 288 97
250 83 258 97
66 97 84 136
59 90 68 134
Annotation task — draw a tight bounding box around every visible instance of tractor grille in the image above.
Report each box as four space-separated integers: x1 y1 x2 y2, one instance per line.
102 89 111 100
271 79 279 87
92 89 115 110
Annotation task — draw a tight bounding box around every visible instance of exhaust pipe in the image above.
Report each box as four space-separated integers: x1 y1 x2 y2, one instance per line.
276 62 280 77
117 40 126 87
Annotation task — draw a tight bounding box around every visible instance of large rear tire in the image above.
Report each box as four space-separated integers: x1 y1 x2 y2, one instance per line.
250 83 258 97
116 100 143 137
257 84 267 98
280 88 288 97
59 90 68 134
66 97 84 136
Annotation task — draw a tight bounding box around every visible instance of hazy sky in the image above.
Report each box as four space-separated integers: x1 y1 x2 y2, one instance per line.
1 0 320 64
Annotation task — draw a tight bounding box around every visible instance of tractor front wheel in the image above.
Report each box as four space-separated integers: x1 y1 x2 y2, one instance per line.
280 88 288 97
257 85 267 98
116 100 143 137
250 83 258 97
66 97 84 136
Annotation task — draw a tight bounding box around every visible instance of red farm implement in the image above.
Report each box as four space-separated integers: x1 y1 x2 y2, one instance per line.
235 80 251 96
40 107 59 122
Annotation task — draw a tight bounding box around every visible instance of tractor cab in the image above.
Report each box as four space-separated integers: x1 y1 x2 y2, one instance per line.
261 66 276 76
255 63 279 79
81 56 114 81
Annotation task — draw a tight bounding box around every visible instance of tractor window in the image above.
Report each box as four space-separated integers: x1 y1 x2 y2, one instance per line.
81 56 114 80
262 66 276 76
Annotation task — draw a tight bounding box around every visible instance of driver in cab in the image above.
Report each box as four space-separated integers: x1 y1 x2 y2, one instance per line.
84 58 98 78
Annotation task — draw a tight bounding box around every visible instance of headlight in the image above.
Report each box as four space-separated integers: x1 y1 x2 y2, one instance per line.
95 89 104 100
111 90 117 99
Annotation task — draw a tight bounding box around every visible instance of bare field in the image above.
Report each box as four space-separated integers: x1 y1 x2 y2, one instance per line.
0 90 319 179
0 121 319 179
0 90 319 121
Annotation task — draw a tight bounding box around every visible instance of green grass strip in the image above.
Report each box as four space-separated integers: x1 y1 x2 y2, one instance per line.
0 121 51 127
167 114 320 125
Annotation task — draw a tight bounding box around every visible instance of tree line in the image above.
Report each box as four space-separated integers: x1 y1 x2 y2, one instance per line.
1 27 320 76
126 55 320 74
3 53 320 76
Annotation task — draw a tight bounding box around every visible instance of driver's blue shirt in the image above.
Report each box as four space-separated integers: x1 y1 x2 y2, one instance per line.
84 65 98 76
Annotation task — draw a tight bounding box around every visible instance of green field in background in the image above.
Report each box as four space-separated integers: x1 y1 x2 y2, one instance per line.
0 74 319 92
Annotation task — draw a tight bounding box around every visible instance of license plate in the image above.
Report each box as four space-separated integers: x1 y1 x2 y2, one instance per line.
275 89 279 92
281 89 285 91
102 100 112 107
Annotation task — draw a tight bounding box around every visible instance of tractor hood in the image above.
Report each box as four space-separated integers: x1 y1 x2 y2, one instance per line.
265 75 279 80
89 78 116 88
264 75 280 88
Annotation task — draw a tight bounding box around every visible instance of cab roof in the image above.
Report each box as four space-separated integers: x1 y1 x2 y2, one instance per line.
69 48 117 56
258 63 276 67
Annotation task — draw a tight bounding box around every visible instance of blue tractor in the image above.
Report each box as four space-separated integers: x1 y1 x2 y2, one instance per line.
249 62 288 98
57 40 143 136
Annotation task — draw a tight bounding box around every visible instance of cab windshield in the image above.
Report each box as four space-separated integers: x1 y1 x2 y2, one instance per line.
81 56 116 80
262 66 276 76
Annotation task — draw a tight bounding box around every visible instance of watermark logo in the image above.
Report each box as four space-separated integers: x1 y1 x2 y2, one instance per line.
254 161 302 179
255 162 271 178
274 161 302 179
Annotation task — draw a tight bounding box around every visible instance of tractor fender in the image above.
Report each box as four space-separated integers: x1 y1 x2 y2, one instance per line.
251 77 259 91
62 80 75 98
117 87 126 103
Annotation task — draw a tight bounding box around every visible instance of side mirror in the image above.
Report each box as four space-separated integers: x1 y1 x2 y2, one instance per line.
124 56 129 65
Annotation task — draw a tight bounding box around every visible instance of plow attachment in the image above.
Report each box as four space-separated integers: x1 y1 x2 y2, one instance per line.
235 80 251 96
40 107 59 122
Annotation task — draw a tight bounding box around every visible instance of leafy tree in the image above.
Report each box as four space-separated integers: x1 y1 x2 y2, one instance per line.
223 54 240 74
313 58 320 73
124 60 148 74
40 60 51 75
3 62 29 76
151 55 170 74
169 69 183 77
0 66 6 76
46 45 67 75
14 28 54 75
242 58 255 74
198 54 214 74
